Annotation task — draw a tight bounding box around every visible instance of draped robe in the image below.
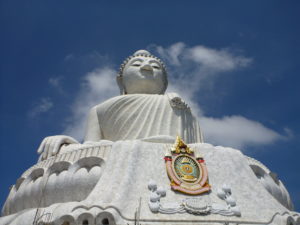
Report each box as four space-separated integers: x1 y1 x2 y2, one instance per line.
85 93 203 143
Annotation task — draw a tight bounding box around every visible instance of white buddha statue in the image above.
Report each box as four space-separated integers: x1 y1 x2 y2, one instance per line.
1 50 297 225
37 50 203 161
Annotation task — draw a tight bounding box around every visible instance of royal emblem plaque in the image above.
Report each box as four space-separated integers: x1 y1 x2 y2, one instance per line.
165 136 210 195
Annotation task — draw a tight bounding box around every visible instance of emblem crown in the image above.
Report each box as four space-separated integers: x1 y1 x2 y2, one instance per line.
171 136 194 154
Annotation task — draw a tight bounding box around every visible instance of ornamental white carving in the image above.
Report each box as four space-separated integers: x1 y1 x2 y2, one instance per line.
148 180 241 216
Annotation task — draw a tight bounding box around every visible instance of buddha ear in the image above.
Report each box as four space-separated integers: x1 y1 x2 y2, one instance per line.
116 75 126 95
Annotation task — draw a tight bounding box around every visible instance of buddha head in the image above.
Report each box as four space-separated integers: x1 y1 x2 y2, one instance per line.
117 50 168 95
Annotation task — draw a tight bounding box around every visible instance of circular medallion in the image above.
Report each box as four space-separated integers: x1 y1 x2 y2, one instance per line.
173 155 201 183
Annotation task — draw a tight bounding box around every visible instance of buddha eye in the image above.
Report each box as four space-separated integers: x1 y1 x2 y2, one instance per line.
132 63 141 67
151 63 161 69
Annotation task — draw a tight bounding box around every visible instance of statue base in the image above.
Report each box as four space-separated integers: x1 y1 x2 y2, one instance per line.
1 139 299 225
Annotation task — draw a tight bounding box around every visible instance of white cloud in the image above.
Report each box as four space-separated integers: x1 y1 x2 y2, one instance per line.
64 54 75 61
200 116 282 149
49 76 65 94
29 98 53 117
49 76 62 88
61 43 286 150
63 67 119 140
156 42 252 72
186 45 251 72
156 42 185 66
150 42 253 102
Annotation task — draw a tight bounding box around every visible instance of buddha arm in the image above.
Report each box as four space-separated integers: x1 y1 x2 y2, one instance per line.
84 106 103 142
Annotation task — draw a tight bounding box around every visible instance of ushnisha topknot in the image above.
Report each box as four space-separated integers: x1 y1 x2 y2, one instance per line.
118 50 167 77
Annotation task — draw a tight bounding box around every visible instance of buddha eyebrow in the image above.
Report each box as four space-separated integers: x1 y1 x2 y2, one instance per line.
130 58 143 64
149 59 161 65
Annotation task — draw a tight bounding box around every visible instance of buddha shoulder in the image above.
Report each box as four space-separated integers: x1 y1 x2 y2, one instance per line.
93 93 191 115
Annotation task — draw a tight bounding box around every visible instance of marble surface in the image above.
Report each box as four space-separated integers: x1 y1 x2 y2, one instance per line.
1 140 298 225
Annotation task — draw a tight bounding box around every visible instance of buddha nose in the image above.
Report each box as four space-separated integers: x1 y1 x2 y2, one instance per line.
140 64 153 71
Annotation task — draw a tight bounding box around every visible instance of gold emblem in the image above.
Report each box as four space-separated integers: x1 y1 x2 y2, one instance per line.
165 136 210 195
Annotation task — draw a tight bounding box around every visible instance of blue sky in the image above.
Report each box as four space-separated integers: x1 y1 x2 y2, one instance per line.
1 0 299 211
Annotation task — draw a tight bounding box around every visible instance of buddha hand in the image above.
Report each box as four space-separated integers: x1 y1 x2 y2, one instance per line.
37 135 79 161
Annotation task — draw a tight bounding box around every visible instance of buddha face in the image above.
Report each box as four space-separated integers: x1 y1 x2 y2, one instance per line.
119 56 167 94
